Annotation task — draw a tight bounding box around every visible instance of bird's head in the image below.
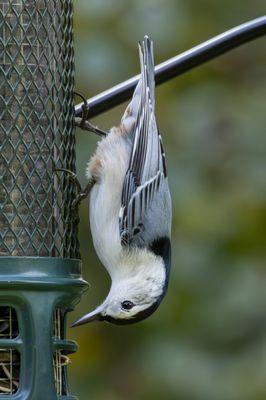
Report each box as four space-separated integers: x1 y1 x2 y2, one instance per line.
72 250 169 326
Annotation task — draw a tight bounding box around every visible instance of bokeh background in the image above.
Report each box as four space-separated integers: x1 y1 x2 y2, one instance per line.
69 2 266 399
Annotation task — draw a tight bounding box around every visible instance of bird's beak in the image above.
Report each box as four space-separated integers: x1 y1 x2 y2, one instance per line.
71 305 105 327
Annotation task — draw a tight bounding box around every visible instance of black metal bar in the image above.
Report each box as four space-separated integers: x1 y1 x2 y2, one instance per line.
75 16 266 119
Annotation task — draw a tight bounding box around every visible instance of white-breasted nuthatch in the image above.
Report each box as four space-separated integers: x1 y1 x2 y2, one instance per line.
72 36 172 326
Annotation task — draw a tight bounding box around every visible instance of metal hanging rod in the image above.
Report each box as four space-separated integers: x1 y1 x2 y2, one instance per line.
75 16 266 119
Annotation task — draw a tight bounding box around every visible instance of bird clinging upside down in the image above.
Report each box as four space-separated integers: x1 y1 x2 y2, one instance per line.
72 36 172 326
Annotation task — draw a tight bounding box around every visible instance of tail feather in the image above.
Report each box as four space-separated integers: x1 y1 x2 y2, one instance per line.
121 36 155 128
137 36 155 112
142 35 155 111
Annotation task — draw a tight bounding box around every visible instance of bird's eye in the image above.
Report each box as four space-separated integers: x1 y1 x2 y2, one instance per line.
121 300 135 310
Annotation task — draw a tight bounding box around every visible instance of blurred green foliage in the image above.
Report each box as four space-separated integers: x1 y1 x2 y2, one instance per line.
69 1 266 399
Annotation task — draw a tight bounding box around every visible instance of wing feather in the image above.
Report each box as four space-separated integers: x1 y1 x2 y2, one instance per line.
119 36 170 247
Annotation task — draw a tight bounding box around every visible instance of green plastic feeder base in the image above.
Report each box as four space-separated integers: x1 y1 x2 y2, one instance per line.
0 257 88 400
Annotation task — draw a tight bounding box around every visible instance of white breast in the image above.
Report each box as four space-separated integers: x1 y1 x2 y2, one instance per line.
89 131 131 274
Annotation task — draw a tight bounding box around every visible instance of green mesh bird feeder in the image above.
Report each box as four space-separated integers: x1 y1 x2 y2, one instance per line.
0 1 87 398
1 1 265 398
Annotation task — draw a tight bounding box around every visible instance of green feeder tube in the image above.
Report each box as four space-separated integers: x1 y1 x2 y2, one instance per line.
0 0 88 398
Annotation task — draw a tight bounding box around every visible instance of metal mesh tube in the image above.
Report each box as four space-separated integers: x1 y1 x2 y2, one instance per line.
0 0 78 258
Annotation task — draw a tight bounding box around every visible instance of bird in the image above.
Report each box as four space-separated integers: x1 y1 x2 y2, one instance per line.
72 36 172 326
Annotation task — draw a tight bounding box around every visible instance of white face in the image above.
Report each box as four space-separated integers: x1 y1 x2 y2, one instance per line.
72 252 167 327
104 292 153 321
104 300 159 324
101 271 165 323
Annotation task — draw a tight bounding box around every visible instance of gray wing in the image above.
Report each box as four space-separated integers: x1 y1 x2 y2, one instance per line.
119 36 171 248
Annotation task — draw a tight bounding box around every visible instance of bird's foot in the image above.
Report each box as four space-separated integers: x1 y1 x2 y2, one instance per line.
54 168 95 213
71 179 94 211
74 91 107 137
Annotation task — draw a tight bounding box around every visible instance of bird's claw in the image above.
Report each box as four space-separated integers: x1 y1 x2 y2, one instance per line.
54 168 83 213
54 168 95 214
74 91 107 137
71 191 88 212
